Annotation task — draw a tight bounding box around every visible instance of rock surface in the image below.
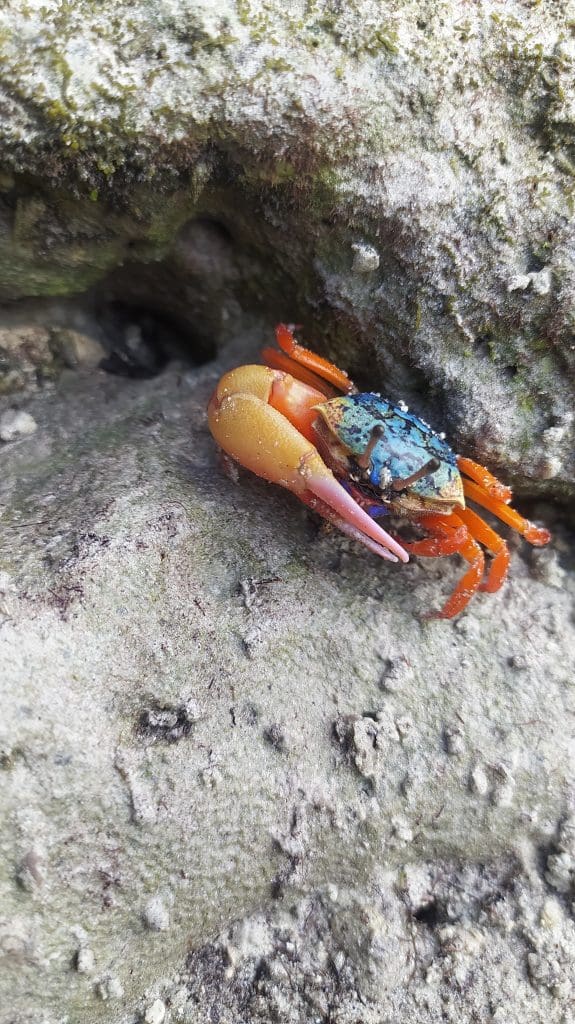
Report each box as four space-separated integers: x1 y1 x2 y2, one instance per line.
1 0 574 1019
0 327 573 1022
0 0 574 492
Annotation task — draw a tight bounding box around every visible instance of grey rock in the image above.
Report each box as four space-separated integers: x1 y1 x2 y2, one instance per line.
143 999 166 1024
143 896 171 933
171 867 575 1023
50 328 106 370
75 946 96 974
0 328 572 1022
0 1 572 491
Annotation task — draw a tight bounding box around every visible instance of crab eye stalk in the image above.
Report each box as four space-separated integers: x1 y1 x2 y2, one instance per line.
356 424 385 470
391 457 441 492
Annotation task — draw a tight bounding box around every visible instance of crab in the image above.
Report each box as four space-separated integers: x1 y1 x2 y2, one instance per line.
207 324 551 618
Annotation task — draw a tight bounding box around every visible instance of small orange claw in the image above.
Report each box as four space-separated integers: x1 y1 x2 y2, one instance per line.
522 522 552 547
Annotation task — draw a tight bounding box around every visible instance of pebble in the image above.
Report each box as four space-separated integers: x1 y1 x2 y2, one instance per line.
351 241 380 274
76 946 95 973
444 726 465 757
0 409 37 442
469 765 489 796
507 268 552 295
143 895 170 932
144 998 167 1024
96 975 124 1000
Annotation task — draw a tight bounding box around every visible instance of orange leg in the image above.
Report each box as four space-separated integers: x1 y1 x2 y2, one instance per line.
462 478 551 547
262 324 356 394
396 512 485 619
428 518 485 619
262 346 336 398
457 456 512 502
396 514 468 557
456 506 510 593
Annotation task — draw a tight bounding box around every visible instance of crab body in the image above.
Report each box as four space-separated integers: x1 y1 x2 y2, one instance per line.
208 324 550 618
315 393 463 515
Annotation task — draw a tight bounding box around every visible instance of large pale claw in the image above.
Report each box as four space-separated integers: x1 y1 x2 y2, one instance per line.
208 377 408 564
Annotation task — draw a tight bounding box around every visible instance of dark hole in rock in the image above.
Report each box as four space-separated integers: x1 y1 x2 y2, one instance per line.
137 702 199 744
96 301 203 379
360 710 380 722
412 899 445 927
91 214 244 378
263 723 286 751
501 363 519 381
527 252 546 275
186 215 234 247
475 333 492 356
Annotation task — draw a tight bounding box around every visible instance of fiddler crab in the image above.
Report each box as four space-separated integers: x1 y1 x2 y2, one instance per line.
208 324 551 618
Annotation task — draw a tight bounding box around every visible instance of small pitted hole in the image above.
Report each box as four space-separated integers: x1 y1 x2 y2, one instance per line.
137 702 199 744
263 723 286 751
412 900 443 927
502 363 519 381
527 253 546 274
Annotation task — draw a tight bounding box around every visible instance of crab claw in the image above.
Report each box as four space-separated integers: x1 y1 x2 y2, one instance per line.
208 369 408 564
299 462 408 562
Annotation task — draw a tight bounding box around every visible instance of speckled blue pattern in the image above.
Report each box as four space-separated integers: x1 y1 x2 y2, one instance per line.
320 393 460 503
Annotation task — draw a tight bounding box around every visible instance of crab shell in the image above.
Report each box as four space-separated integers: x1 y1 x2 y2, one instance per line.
314 393 465 516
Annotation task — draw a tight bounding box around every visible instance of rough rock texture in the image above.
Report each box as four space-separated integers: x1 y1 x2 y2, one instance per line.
0 327 573 1022
1 0 575 1019
0 0 574 492
157 865 575 1024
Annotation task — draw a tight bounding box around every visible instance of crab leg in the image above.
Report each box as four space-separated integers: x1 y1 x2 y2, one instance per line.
462 478 551 546
456 506 510 593
208 368 408 564
396 512 484 619
395 514 468 557
263 324 356 394
457 456 512 502
426 514 485 620
261 345 337 398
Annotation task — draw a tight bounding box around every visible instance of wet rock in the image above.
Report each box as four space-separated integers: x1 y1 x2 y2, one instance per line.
0 2 572 491
0 337 572 1021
